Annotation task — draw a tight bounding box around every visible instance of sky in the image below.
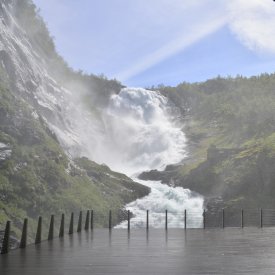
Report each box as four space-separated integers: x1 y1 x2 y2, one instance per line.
33 0 275 87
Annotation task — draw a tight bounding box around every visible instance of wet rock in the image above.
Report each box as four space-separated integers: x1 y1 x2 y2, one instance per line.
0 142 12 163
0 231 19 251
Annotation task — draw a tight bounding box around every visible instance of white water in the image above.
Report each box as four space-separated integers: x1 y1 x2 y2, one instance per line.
105 88 204 228
91 87 187 175
117 180 203 228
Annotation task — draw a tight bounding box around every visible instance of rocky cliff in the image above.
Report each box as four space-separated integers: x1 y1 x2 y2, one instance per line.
0 0 149 236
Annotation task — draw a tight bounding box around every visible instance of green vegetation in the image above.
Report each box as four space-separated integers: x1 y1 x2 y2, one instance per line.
0 0 150 241
0 79 149 239
154 74 275 209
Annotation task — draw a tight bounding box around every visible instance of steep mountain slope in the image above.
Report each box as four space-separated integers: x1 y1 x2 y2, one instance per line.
0 0 149 236
143 76 275 209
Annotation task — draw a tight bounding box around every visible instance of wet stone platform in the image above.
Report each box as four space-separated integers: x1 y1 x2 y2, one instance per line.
1 228 275 274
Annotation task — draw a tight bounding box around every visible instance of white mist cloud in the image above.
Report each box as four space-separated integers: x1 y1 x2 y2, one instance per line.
227 0 275 55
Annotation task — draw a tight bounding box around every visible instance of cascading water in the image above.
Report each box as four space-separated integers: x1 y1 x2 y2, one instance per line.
101 88 204 228
102 87 187 175
117 179 203 228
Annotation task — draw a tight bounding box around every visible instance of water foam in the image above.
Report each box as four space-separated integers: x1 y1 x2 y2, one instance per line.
116 179 204 229
104 88 204 228
100 87 187 174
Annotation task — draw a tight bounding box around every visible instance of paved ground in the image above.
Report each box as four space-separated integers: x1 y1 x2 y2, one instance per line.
1 228 275 274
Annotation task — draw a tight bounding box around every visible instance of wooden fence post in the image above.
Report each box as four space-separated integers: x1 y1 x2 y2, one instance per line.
19 218 28 248
221 209 225 229
146 210 149 230
91 210 94 230
184 209 187 230
35 216 42 244
165 210 168 230
85 210 90 230
260 208 263 228
1 221 10 254
109 210 112 230
59 213 65 238
48 215 54 240
241 209 244 228
127 210 130 231
69 213 74 235
203 209 206 229
77 211 82 232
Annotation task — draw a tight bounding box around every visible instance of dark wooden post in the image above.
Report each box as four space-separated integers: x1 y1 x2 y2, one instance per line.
109 210 112 230
35 216 42 244
146 210 149 230
77 211 82 232
59 213 65 238
91 210 94 230
85 210 90 230
1 221 10 254
203 209 206 229
127 210 130 231
19 218 28 248
165 210 168 230
184 209 187 230
241 209 244 228
69 212 74 234
48 215 54 240
260 208 263 228
221 209 225 228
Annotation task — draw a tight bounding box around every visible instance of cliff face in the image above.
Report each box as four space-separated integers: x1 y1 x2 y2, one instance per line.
0 0 121 157
0 0 149 234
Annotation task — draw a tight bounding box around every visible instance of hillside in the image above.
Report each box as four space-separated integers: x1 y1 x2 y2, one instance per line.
0 0 149 238
142 75 275 209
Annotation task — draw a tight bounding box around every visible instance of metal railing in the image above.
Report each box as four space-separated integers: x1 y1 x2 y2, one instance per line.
1 208 275 254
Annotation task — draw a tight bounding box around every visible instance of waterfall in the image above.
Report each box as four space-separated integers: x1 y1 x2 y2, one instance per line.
100 88 204 228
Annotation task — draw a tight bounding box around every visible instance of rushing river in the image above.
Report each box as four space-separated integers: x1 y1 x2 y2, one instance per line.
116 179 203 228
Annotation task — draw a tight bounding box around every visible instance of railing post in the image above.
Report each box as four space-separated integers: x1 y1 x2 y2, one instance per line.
221 209 225 229
260 208 263 228
1 221 10 254
77 211 82 232
109 210 112 230
35 216 42 244
69 212 74 234
19 218 28 248
48 215 54 240
184 209 187 230
203 209 206 229
146 210 149 230
165 210 168 230
85 210 90 230
241 209 244 228
127 210 130 231
59 213 65 238
91 210 94 230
